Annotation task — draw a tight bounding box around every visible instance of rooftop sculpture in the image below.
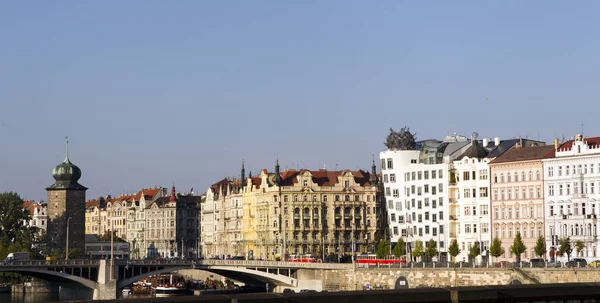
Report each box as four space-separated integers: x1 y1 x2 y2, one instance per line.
385 127 417 150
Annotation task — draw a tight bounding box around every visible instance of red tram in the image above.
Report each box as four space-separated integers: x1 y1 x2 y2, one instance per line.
356 254 407 265
288 254 317 263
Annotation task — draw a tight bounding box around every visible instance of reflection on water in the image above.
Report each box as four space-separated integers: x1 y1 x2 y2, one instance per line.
0 292 191 302
0 293 59 303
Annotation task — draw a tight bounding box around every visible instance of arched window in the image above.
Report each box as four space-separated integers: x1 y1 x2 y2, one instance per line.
345 195 350 202
335 195 340 202
536 171 540 180
514 172 518 182
500 174 505 182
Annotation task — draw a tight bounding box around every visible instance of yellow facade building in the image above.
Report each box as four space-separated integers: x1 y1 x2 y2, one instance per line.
239 161 382 261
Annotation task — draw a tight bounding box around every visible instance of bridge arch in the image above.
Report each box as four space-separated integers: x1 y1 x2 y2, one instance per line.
118 266 189 289
0 267 98 289
208 266 296 286
118 265 296 290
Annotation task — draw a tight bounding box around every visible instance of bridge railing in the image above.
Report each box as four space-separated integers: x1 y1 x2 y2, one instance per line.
200 259 352 269
123 259 351 269
0 259 100 266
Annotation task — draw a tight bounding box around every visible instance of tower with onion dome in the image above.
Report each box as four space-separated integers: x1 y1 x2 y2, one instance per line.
46 137 87 257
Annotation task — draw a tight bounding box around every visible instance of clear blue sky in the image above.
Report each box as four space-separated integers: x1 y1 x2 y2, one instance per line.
1 1 599 201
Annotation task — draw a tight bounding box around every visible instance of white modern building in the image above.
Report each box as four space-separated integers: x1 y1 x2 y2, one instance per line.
543 134 600 261
380 133 472 262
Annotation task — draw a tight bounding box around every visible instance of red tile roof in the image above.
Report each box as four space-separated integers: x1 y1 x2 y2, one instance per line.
22 200 36 214
134 188 161 201
489 145 555 164
557 137 600 151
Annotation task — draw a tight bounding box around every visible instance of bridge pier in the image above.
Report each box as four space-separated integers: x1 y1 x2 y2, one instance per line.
93 280 116 300
93 259 117 300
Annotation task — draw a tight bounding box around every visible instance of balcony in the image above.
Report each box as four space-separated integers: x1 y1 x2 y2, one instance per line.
354 214 361 220
294 214 301 219
450 215 458 221
344 214 353 219
335 214 342 219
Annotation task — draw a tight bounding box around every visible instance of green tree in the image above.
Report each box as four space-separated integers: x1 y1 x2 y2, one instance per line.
392 238 405 258
575 240 585 257
510 232 527 262
534 236 547 258
425 239 438 262
448 239 460 262
469 241 481 261
489 238 505 262
99 230 126 242
0 192 30 246
411 240 424 261
558 237 572 261
376 240 389 259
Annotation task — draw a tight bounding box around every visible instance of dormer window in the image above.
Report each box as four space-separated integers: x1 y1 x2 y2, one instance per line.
344 180 350 188
303 179 308 187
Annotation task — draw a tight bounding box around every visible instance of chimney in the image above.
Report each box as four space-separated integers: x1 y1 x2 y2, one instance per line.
482 138 488 146
554 138 560 149
494 137 500 146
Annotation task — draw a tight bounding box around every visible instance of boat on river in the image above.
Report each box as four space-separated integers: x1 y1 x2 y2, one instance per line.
151 274 186 296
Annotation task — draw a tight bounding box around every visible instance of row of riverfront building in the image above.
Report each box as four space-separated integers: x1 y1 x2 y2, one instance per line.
26 130 600 263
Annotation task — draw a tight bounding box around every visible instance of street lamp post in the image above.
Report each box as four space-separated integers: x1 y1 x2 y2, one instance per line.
66 217 72 260
351 221 355 263
438 223 442 262
132 238 137 260
110 219 114 280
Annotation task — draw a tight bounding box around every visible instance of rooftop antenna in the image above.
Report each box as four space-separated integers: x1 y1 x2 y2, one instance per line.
582 120 584 136
335 162 338 171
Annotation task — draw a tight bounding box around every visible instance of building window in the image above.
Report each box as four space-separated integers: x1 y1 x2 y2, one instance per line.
479 170 488 180
390 174 396 182
479 187 488 198
387 158 393 169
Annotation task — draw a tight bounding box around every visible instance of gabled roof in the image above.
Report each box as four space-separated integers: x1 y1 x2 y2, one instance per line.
489 145 556 164
85 199 98 208
557 137 600 151
134 188 161 201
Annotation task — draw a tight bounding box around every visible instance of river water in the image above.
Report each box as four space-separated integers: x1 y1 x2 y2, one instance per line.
0 292 180 302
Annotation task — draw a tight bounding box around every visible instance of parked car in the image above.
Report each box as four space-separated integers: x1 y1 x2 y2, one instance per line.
566 258 587 268
529 258 546 268
589 260 600 268
282 288 295 293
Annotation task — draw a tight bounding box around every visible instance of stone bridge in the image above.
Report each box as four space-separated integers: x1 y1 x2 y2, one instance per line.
0 259 351 299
